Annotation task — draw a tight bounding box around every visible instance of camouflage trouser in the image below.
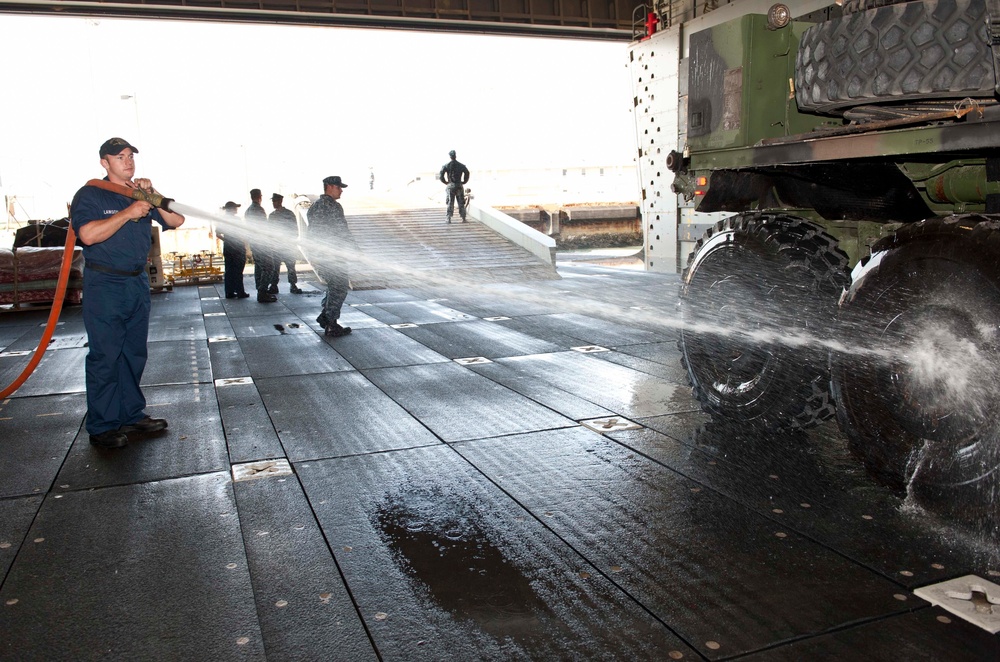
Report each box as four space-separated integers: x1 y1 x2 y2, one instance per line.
270 251 298 288
445 184 466 220
315 264 350 326
251 244 277 293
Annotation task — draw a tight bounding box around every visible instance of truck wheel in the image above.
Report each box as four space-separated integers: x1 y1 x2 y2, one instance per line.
679 213 850 430
832 216 1000 522
795 0 995 114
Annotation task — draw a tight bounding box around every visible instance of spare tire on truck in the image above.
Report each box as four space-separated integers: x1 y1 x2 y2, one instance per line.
795 0 996 114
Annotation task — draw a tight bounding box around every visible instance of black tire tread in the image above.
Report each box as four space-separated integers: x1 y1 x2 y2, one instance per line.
795 0 995 114
679 212 850 430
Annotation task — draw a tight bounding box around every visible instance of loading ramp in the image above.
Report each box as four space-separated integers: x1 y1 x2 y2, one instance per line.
343 207 559 289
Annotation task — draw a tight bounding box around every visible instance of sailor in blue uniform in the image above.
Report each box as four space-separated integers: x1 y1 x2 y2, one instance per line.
69 137 186 448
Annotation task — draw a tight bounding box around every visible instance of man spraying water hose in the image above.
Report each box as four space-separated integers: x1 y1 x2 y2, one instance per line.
70 137 185 449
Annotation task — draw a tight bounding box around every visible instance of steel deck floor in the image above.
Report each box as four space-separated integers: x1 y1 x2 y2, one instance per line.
0 265 998 661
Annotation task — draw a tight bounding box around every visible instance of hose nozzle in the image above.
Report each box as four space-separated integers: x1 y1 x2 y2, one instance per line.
129 188 175 212
85 179 175 214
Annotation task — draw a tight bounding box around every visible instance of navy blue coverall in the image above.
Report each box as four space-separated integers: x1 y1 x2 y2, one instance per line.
70 182 170 436
220 211 249 298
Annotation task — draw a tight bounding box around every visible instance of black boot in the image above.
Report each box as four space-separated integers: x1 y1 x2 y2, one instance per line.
324 322 352 337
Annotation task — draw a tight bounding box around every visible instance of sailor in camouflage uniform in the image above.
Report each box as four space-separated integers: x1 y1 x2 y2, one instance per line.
268 193 302 294
306 176 357 337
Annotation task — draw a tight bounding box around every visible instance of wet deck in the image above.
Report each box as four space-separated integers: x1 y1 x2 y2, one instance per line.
1 264 998 661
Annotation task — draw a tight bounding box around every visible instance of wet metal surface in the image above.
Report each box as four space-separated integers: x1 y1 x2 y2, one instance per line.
740 608 999 660
455 426 927 659
232 473 378 660
0 347 87 397
462 358 617 421
297 445 695 660
327 326 451 370
239 334 355 379
1 265 998 660
229 315 313 338
217 381 286 464
396 319 562 359
0 394 86 498
143 339 213 386
360 300 477 326
0 473 265 660
54 383 227 491
207 335 252 380
623 418 993 589
485 350 696 418
257 372 443 461
0 496 42 579
362 362 577 442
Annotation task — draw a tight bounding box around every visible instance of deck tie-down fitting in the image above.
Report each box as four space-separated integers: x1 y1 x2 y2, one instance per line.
454 357 492 365
914 575 1000 633
581 416 642 433
215 376 253 387
232 459 293 482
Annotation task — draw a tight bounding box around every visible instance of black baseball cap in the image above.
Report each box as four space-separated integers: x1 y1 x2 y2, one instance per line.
323 176 348 188
223 201 241 210
271 193 283 201
100 137 138 158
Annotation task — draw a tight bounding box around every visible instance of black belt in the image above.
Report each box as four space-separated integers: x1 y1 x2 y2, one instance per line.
86 263 144 277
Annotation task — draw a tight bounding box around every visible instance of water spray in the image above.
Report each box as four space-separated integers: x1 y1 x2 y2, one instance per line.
158 201 956 400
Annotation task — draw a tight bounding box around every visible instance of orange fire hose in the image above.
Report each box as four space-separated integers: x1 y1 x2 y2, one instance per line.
0 224 78 399
0 181 173 398
84 179 174 211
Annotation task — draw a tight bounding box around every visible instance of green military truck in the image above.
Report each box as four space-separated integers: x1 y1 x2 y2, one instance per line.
660 0 1000 524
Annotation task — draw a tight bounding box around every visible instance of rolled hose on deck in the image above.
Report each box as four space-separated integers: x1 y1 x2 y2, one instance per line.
0 224 78 399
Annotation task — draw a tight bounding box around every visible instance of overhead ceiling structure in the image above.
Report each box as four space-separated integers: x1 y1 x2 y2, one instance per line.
0 0 645 39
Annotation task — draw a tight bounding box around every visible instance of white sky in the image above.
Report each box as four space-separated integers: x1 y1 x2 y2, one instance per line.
0 15 638 219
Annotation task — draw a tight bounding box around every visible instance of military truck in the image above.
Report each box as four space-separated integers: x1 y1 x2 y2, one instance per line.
637 0 1000 523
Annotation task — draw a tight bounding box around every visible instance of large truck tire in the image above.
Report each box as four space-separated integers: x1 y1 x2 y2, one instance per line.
832 216 1000 525
840 0 908 13
679 213 850 431
795 0 995 114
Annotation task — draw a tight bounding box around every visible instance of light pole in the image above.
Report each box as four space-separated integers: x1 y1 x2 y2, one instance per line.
120 94 141 145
